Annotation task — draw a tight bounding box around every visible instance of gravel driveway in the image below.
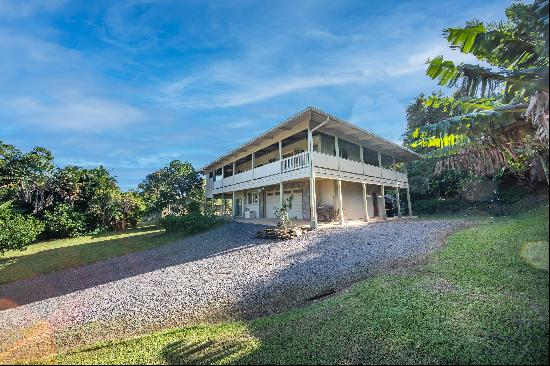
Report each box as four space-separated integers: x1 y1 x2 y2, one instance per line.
0 219 462 356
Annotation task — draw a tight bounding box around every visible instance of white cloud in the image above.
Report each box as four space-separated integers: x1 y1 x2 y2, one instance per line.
6 96 146 131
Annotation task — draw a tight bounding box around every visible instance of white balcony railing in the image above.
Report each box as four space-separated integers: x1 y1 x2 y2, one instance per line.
364 163 382 177
281 151 309 173
312 151 339 170
213 179 223 190
233 170 252 185
340 158 363 175
209 151 408 194
253 160 280 179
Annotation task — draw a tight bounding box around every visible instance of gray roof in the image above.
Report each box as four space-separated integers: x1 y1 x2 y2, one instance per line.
201 106 421 171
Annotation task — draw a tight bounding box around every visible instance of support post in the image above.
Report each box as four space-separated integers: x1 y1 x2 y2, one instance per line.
362 182 370 222
232 191 236 218
221 192 225 216
381 184 386 220
308 128 317 228
406 186 413 216
251 153 255 179
279 140 283 208
279 182 284 208
335 136 340 171
396 185 401 218
337 179 344 224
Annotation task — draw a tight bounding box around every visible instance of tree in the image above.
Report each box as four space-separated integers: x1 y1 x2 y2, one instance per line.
410 0 549 183
139 160 203 215
0 201 44 255
0 142 55 213
403 93 454 153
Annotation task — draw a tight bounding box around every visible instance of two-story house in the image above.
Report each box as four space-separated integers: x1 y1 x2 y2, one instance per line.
202 106 420 228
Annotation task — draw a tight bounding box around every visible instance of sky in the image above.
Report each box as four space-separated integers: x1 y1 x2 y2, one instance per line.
0 0 510 190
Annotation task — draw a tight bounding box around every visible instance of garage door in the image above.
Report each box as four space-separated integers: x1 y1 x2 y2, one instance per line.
266 191 278 218
266 189 303 219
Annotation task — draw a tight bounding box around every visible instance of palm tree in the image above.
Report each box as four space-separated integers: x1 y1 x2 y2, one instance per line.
413 0 549 183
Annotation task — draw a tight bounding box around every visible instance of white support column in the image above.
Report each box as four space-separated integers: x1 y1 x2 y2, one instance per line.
279 182 284 208
359 145 365 175
308 128 317 228
406 186 413 216
231 162 236 218
381 184 386 220
232 191 236 218
362 182 370 222
221 192 225 216
396 185 401 218
337 179 344 224
335 136 340 171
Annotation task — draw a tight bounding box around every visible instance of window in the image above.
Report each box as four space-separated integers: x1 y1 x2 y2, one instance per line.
247 192 258 204
338 139 361 162
380 153 394 169
363 147 379 166
312 131 336 155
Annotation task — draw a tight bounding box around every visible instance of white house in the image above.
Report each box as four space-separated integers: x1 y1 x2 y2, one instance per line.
202 106 420 228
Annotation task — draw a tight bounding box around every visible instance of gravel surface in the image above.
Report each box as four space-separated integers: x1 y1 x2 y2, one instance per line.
0 219 463 355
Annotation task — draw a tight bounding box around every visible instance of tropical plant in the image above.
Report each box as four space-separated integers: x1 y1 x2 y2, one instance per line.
274 195 294 229
0 142 55 213
410 0 549 183
0 201 44 254
159 213 224 234
139 160 204 215
43 203 87 238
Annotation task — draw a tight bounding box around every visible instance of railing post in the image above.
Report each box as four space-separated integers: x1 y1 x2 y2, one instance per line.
308 129 317 229
396 184 401 218
337 179 344 225
362 182 370 222
335 136 340 171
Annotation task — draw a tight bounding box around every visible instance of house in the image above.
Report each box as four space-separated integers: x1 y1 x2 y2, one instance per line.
202 106 421 228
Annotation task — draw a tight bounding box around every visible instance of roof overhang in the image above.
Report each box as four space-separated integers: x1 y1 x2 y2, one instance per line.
201 106 422 172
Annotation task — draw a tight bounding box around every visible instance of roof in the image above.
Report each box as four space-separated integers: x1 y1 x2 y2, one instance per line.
201 106 421 171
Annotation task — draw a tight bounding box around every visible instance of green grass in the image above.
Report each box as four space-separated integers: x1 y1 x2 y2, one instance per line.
0 227 189 284
42 207 549 365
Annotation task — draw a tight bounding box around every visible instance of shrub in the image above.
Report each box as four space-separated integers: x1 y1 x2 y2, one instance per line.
160 213 224 235
0 202 44 255
43 203 87 238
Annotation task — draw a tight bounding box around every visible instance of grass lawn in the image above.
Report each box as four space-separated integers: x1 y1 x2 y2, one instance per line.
0 227 189 284
42 207 549 365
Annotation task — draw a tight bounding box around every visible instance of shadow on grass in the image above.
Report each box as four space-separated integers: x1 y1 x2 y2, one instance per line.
0 223 266 310
162 339 248 365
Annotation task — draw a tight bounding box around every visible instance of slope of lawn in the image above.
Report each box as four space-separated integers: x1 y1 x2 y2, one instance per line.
44 207 549 365
0 227 189 284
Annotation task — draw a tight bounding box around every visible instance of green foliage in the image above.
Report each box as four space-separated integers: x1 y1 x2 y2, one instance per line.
0 141 154 252
274 194 294 229
43 203 87 238
427 169 474 198
407 0 549 180
0 202 44 255
139 160 204 216
159 214 224 235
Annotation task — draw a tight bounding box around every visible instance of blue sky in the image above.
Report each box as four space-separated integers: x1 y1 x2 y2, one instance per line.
0 0 510 189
